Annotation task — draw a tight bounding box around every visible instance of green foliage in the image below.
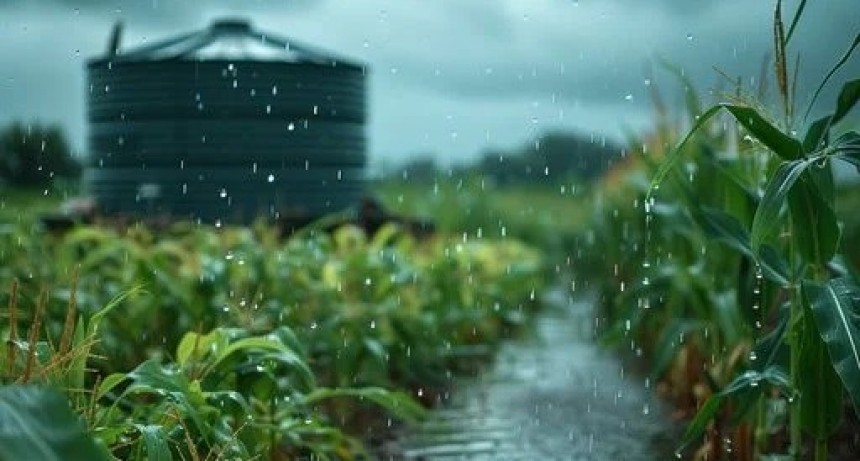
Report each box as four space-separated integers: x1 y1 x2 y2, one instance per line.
0 122 80 187
0 386 111 461
582 2 860 459
1 214 546 459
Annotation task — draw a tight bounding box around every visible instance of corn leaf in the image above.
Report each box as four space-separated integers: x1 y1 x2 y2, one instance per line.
722 105 803 160
132 424 172 461
833 79 860 124
0 386 111 461
750 158 816 255
802 277 860 417
798 301 843 438
787 172 841 266
302 387 426 423
833 131 860 172
692 207 789 285
651 104 803 193
803 115 832 154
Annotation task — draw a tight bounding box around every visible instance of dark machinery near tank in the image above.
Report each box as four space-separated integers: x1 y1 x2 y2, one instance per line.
84 18 367 224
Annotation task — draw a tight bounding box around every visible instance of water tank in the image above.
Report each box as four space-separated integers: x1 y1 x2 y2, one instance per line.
84 18 367 224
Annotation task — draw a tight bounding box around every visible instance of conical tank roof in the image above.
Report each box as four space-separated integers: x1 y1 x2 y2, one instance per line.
99 18 362 67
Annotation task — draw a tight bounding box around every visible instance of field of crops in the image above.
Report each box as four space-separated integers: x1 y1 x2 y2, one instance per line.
2 3 859 461
0 208 548 459
578 5 860 458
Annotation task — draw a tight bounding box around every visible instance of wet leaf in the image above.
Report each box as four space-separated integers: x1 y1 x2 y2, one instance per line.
750 158 816 255
797 301 843 439
802 277 860 416
833 79 860 124
0 386 111 461
132 424 172 461
787 172 840 265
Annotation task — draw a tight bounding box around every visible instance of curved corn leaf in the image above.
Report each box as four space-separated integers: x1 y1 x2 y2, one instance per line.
803 115 832 153
722 105 803 160
801 277 860 417
0 386 111 461
787 172 841 265
132 424 172 461
651 103 803 193
302 387 426 423
676 366 792 455
210 337 314 389
833 131 860 172
797 301 843 439
648 318 703 381
750 158 816 255
692 207 789 285
833 79 860 124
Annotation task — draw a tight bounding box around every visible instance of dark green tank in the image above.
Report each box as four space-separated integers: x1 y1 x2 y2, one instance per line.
85 18 367 224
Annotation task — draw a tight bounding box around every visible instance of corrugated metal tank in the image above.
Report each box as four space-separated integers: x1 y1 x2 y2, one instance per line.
84 18 367 224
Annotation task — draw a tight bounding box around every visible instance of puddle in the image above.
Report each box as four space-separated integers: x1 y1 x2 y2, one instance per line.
386 290 677 460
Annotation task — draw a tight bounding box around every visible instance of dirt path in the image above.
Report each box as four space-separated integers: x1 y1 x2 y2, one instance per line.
389 290 676 460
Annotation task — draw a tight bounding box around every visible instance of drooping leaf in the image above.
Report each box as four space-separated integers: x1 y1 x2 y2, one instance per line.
133 424 173 461
648 318 703 381
691 207 789 285
676 366 794 455
802 277 860 416
722 104 803 160
797 300 843 438
833 131 860 172
651 104 803 193
833 79 860 124
210 337 314 388
0 386 111 461
750 158 816 254
125 360 191 395
787 172 841 265
302 387 426 423
803 115 832 154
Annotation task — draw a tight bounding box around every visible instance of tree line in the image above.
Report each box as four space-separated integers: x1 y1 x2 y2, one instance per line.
0 122 81 188
386 130 623 184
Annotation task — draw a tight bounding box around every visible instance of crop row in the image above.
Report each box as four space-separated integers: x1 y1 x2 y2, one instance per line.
0 220 545 460
581 4 860 459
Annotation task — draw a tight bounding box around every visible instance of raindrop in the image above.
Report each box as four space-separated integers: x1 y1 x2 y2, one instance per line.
624 94 633 101
265 105 271 114
267 174 275 183
287 122 295 131
271 85 278 95
219 188 227 198
686 33 694 41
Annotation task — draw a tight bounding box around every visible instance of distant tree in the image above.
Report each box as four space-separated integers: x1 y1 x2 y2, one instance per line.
0 122 81 187
393 156 439 182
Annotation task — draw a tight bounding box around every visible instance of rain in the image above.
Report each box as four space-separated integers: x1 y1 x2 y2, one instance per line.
0 1 859 460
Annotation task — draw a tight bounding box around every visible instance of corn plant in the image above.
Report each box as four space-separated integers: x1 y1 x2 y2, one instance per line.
649 2 860 459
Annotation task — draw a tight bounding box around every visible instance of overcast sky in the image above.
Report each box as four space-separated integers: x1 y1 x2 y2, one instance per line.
0 0 857 166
